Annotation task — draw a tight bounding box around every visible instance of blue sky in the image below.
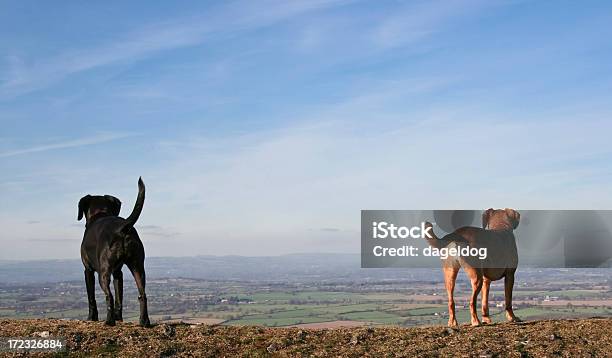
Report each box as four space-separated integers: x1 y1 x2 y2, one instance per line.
1 0 612 259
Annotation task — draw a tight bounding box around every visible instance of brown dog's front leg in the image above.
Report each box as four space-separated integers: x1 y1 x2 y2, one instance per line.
84 269 98 321
504 273 521 322
481 277 492 324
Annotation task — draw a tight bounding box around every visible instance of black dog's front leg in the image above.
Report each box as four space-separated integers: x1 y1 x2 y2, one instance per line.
98 271 115 326
84 269 98 321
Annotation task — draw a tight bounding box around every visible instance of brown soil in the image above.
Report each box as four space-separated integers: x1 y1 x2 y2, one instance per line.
288 320 367 329
0 317 610 357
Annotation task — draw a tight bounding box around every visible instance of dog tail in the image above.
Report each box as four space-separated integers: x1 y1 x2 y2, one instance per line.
423 222 466 249
117 177 145 235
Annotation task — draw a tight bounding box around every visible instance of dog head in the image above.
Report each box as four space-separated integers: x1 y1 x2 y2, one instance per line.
78 195 121 223
482 208 520 230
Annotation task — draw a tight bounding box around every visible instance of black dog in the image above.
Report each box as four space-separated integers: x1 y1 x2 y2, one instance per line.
78 177 150 326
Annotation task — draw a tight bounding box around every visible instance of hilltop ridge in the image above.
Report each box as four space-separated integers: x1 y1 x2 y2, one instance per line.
1 317 611 357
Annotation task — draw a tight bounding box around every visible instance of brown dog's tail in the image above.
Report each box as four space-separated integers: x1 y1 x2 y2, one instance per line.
117 177 145 235
423 222 466 249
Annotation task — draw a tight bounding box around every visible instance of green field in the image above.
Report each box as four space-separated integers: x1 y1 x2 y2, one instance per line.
2 279 610 328
218 298 612 327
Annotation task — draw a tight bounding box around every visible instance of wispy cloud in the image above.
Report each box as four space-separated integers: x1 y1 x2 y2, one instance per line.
0 132 134 158
372 0 488 49
26 238 76 242
318 227 342 232
0 0 348 99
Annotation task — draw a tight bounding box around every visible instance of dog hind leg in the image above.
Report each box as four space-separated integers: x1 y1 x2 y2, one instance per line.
481 277 492 324
112 269 123 321
504 272 521 322
443 265 460 327
465 267 483 326
128 261 150 327
84 269 98 321
98 271 115 326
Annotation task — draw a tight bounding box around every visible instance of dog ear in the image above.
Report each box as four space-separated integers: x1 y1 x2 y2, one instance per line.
505 208 520 229
482 208 494 229
104 195 122 216
78 195 92 221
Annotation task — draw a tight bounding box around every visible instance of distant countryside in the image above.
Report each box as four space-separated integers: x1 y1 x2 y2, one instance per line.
1 255 610 328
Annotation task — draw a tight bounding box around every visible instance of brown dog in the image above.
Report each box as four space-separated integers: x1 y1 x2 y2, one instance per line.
424 208 521 327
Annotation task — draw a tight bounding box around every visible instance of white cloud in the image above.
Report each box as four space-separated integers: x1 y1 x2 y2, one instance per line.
0 0 349 99
0 132 134 158
372 0 489 49
1 72 611 259
130 81 612 256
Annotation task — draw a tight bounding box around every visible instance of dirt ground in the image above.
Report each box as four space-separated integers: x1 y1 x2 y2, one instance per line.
0 317 610 357
288 320 367 329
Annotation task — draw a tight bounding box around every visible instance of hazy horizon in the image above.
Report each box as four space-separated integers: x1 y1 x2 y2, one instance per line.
0 251 361 262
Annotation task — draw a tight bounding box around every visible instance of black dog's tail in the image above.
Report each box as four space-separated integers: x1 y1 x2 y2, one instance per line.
423 222 466 249
117 177 145 235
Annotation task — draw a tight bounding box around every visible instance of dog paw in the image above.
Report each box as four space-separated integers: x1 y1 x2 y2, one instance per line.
481 316 492 324
447 320 459 328
104 319 116 326
506 311 522 323
140 317 151 327
471 321 481 327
